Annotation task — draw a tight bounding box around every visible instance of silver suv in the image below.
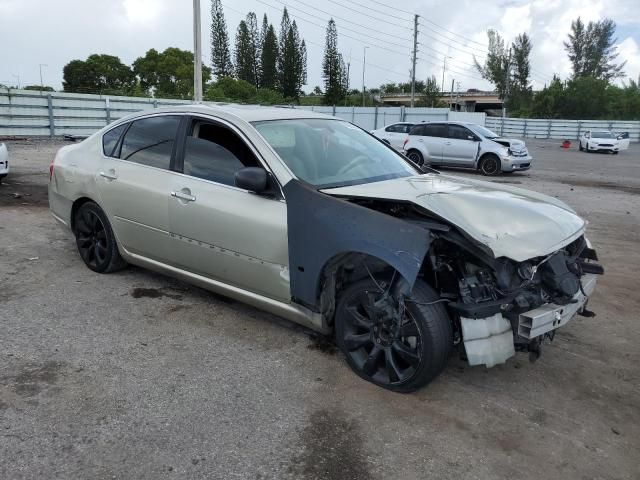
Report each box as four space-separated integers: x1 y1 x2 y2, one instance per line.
403 121 532 175
49 105 600 392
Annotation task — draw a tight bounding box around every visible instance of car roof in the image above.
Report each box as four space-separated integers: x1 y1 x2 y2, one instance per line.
120 103 335 123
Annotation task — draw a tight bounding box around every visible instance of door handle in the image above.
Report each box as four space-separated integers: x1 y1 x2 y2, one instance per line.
171 191 196 202
444 141 452 145
99 171 117 180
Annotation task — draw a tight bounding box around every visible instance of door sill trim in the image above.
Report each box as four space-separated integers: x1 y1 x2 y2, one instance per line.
121 249 329 334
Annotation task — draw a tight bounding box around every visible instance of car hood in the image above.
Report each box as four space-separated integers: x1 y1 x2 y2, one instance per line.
491 137 527 151
323 174 586 262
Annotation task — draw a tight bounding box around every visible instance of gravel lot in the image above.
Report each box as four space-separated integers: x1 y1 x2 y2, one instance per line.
1 137 639 480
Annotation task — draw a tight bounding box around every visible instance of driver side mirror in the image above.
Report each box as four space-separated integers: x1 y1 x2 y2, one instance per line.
467 135 479 141
235 167 268 193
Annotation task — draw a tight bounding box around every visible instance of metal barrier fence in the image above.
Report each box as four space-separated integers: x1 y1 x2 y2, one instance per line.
0 88 485 137
486 117 640 142
5 88 636 141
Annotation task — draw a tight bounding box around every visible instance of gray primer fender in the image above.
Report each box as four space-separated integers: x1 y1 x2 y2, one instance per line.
282 180 431 308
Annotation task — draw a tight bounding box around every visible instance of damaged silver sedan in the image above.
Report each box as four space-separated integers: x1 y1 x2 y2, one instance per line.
49 105 603 392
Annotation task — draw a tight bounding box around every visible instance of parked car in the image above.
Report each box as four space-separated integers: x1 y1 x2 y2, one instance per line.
403 121 532 175
370 122 414 150
49 105 602 392
579 131 620 153
0 143 8 183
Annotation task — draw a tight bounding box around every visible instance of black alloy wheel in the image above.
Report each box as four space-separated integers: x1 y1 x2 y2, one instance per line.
74 202 127 273
479 154 501 176
335 278 452 392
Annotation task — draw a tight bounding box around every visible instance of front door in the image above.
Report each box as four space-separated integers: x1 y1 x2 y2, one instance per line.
96 114 181 262
442 124 480 167
168 117 290 302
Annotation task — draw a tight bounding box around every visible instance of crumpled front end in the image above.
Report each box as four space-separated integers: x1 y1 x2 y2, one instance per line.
444 235 603 367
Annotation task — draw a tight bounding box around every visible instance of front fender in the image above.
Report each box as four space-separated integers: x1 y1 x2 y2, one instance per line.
283 180 431 309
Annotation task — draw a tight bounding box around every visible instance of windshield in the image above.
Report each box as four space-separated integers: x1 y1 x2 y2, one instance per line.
469 124 499 139
591 131 614 138
253 119 418 188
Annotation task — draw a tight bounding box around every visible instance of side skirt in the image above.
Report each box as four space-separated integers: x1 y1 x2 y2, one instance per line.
121 249 330 334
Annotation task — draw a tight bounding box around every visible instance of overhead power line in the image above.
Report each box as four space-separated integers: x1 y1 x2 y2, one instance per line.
324 0 413 31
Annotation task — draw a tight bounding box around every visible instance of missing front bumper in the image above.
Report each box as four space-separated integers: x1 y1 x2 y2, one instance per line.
517 274 597 339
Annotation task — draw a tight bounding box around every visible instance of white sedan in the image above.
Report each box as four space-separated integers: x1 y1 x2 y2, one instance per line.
579 131 619 154
370 122 414 150
0 143 8 183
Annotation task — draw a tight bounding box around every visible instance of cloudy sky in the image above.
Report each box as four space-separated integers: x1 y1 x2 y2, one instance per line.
1 0 638 93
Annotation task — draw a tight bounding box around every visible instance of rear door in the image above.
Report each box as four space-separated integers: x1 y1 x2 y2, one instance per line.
385 123 412 150
418 123 447 164
442 124 480 167
168 116 290 301
96 114 181 262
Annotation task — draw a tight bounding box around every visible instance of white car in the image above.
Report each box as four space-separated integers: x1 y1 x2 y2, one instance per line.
403 121 532 175
0 143 8 183
579 131 619 154
370 122 414 150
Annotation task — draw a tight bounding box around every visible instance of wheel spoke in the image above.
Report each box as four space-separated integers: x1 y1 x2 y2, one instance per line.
392 340 420 366
345 305 373 329
95 243 106 263
362 346 383 377
344 332 372 351
385 348 404 383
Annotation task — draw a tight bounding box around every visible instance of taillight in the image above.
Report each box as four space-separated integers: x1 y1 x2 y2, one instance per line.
49 160 54 181
403 138 409 148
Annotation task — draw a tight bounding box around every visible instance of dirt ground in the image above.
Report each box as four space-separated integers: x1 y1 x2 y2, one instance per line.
1 137 639 480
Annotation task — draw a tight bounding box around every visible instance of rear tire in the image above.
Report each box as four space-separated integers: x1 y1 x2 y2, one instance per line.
479 154 501 176
579 141 584 151
335 278 452 393
406 149 424 166
74 201 127 273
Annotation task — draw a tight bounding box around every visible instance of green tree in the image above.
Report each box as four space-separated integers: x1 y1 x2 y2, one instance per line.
418 76 443 107
210 0 233 77
133 47 211 99
260 23 279 90
246 12 260 87
322 19 346 105
474 29 511 100
24 85 54 91
277 9 305 98
235 20 257 86
63 54 135 94
564 17 626 80
508 33 533 114
531 76 564 118
204 76 284 104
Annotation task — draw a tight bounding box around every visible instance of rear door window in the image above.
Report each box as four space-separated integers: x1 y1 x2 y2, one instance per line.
102 123 127 157
423 124 447 138
119 115 181 169
409 125 425 136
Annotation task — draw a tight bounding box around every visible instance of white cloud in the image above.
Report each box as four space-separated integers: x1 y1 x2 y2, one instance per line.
617 37 640 82
0 0 638 92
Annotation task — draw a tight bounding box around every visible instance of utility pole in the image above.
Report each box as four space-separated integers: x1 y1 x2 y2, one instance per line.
410 14 419 108
449 78 454 110
454 81 460 111
11 74 20 89
362 46 368 107
440 57 447 93
39 64 47 93
345 53 351 106
502 47 512 118
193 0 203 103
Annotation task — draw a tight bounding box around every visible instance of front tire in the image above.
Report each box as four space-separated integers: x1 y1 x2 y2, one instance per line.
479 154 501 176
579 141 584 151
74 201 127 273
335 278 452 393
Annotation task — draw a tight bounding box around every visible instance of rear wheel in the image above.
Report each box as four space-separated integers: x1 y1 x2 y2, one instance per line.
579 141 584 151
406 149 424 166
479 154 501 176
335 278 452 393
74 202 127 273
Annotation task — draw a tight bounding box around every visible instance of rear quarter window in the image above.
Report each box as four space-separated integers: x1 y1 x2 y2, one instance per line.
102 123 127 157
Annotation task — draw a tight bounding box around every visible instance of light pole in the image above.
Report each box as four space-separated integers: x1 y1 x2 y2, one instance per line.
39 64 48 92
362 46 368 107
193 0 203 103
